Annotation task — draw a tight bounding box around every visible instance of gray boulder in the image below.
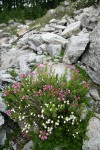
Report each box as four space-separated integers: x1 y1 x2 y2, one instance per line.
61 21 81 38
21 141 33 150
0 129 6 146
82 115 100 150
89 89 100 101
29 34 44 47
0 113 4 127
47 44 62 57
37 44 47 55
63 30 89 64
41 33 68 47
81 21 100 85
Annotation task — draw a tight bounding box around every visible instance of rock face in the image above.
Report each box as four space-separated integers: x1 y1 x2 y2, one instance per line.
47 44 62 57
82 115 100 150
63 30 89 64
41 33 68 47
0 113 4 126
0 93 6 112
0 129 6 146
81 21 100 85
61 21 81 38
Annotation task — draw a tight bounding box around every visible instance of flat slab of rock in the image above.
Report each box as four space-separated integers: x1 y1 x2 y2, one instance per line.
61 21 81 37
63 30 89 64
82 115 100 150
0 37 8 45
41 33 68 47
17 28 27 37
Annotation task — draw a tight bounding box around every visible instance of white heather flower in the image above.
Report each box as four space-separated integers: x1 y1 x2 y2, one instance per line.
51 120 53 123
61 116 63 119
45 104 48 107
76 132 78 134
64 101 66 104
26 130 28 133
50 108 52 111
18 116 21 121
55 122 59 126
64 121 66 124
34 114 36 116
42 123 45 126
41 115 44 119
30 112 33 115
41 109 44 113
58 116 60 119
11 108 15 113
22 116 25 119
71 112 74 114
65 117 69 121
67 100 69 105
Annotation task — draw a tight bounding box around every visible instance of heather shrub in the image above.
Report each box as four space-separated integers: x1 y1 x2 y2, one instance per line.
3 65 92 150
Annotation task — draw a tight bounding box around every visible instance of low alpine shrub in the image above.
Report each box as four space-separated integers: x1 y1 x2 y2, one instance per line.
3 64 92 150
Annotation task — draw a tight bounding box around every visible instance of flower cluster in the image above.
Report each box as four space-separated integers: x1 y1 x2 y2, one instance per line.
39 130 48 140
12 82 21 94
2 65 90 149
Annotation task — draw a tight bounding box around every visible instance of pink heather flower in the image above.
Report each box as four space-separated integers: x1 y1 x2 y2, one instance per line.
19 73 26 78
39 130 48 141
66 90 70 94
58 97 61 101
33 91 38 97
12 82 21 94
75 69 79 74
43 85 54 91
66 65 74 69
36 64 43 68
12 82 21 89
5 110 12 116
28 72 34 76
22 131 30 139
22 95 27 100
3 90 10 97
83 82 89 88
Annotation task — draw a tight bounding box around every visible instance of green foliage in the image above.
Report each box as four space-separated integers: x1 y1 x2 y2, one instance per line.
75 65 90 82
70 0 100 8
3 65 92 150
8 69 18 78
0 0 64 23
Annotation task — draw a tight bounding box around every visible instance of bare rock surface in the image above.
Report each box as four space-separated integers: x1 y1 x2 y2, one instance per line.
82 115 100 150
81 21 100 85
63 30 89 64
